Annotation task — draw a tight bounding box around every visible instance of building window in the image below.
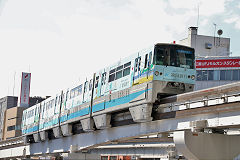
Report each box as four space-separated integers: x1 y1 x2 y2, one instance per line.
208 70 214 80
7 125 15 131
197 69 240 81
213 70 220 80
233 70 239 80
220 70 226 80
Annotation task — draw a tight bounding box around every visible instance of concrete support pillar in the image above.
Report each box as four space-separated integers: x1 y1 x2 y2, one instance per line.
173 130 240 160
61 152 100 160
81 118 95 132
93 114 111 129
60 124 73 136
33 132 41 142
39 131 48 141
129 104 152 122
53 126 63 138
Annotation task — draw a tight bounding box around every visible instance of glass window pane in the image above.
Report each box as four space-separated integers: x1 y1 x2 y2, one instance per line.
197 70 202 81
220 70 226 80
226 70 232 80
116 71 123 80
208 70 214 80
202 71 208 80
117 65 123 71
123 67 130 76
109 74 115 82
233 70 239 80
124 62 131 68
110 69 115 74
213 70 220 80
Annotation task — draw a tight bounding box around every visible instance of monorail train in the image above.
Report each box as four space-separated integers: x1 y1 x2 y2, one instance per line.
22 43 195 142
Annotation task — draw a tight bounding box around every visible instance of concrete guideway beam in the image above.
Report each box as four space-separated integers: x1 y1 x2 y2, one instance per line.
173 130 240 160
30 109 240 155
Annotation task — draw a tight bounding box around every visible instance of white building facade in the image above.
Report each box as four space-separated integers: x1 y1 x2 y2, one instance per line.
179 27 239 90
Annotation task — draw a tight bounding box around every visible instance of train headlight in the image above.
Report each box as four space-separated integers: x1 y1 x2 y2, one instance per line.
155 71 159 76
191 75 195 80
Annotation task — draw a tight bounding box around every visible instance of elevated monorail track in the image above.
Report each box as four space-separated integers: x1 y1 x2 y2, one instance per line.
2 82 240 158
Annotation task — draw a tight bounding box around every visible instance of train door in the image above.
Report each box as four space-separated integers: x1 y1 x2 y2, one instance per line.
133 55 141 85
82 76 94 103
83 80 89 103
93 72 101 99
100 71 107 96
144 51 153 80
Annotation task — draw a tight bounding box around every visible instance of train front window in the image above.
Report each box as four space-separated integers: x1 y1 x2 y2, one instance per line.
153 47 170 65
154 45 194 69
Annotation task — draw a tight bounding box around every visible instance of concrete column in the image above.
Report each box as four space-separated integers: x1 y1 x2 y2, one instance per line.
53 126 63 138
61 124 72 136
80 118 94 132
33 132 41 142
93 114 111 129
129 103 152 122
173 130 240 160
39 131 48 141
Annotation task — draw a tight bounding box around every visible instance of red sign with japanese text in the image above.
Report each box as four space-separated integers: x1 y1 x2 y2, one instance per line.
196 59 240 68
19 72 31 107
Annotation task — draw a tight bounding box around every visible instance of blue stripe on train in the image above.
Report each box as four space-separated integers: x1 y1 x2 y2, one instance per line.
92 88 151 112
23 88 151 134
67 107 90 120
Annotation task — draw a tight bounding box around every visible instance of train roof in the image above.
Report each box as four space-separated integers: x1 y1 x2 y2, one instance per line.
154 43 194 49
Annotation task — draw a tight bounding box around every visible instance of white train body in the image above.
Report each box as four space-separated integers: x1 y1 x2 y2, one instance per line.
22 43 195 142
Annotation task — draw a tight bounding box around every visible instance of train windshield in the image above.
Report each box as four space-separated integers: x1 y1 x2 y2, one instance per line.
153 45 195 69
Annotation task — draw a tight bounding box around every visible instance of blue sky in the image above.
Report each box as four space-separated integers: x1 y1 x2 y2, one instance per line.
0 0 239 98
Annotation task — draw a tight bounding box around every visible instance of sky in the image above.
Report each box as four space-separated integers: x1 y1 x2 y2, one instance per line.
0 0 240 99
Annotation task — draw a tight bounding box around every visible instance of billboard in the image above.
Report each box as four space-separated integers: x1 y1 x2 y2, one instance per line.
19 72 31 107
196 59 240 68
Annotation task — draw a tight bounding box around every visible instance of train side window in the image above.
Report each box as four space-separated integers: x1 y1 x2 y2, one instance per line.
78 85 83 95
66 91 69 101
109 68 116 82
84 81 89 93
135 58 138 72
144 54 148 68
101 72 106 85
149 51 152 65
138 57 141 71
124 62 131 68
117 65 123 71
116 70 122 79
70 89 75 99
89 79 93 91
55 97 58 106
116 65 123 80
95 76 99 88
109 73 115 82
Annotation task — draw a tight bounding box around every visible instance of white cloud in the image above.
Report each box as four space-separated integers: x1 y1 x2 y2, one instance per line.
224 15 240 30
0 0 234 97
169 0 226 16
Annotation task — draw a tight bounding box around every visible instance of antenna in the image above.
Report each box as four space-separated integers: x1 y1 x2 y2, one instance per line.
217 29 223 47
197 3 200 27
213 23 217 46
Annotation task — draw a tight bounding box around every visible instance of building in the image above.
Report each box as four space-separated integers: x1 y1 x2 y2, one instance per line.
179 27 239 90
179 27 230 57
2 106 25 140
195 57 240 90
0 96 18 141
